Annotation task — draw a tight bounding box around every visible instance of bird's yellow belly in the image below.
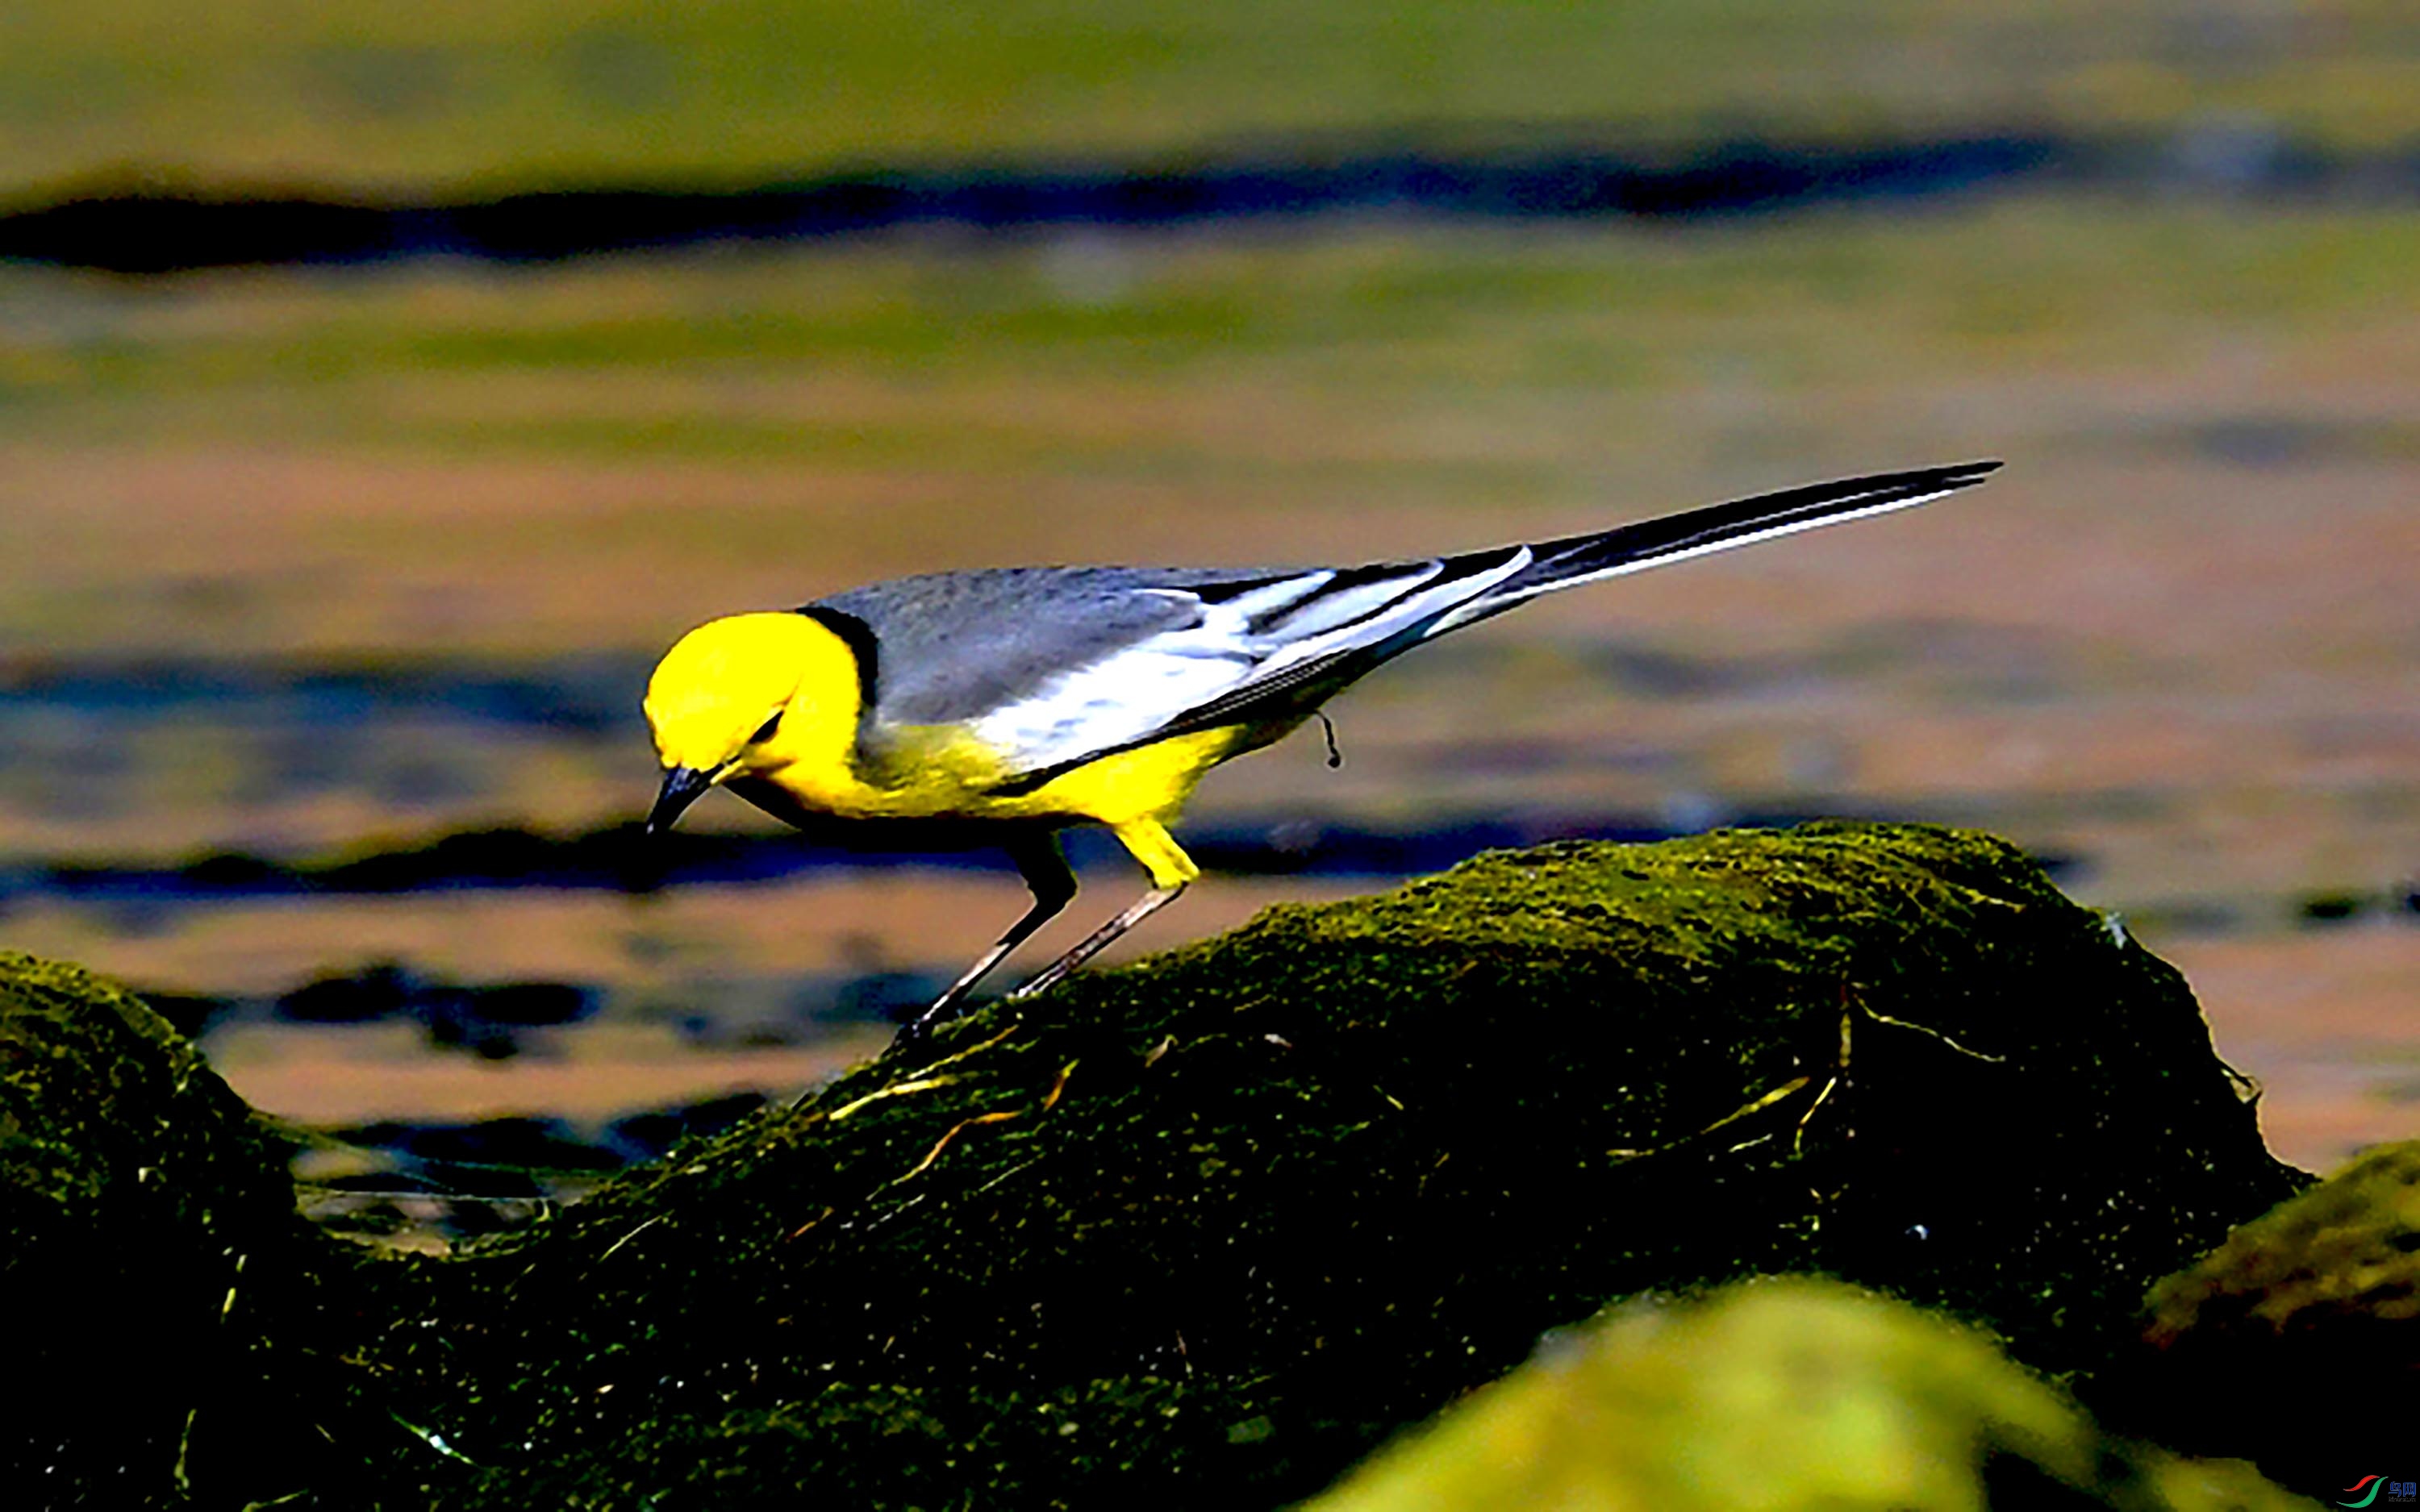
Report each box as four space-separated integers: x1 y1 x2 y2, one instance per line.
1004 726 1259 823
736 724 1262 829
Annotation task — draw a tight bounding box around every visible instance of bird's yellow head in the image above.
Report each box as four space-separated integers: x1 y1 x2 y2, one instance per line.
641 611 862 832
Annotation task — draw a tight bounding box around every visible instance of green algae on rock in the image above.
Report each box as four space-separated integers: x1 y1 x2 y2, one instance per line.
2145 1139 2420 1340
2108 1139 2420 1501
390 822 2300 1508
1311 1277 2309 1512
0 824 2314 1509
0 952 329 1501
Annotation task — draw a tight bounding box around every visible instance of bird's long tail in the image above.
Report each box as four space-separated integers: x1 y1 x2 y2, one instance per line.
1433 460 2001 634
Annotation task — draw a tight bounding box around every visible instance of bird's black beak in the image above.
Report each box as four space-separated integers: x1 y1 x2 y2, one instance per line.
646 765 715 836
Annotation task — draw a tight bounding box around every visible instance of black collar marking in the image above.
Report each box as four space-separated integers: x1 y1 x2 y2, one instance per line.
794 605 881 713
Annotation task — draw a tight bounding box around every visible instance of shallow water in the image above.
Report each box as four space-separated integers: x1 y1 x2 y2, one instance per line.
2 204 2413 1187
8 553 2412 1183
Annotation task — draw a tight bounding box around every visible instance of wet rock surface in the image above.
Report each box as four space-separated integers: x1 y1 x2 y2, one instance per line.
2106 1140 2420 1502
1312 1278 2307 1512
0 823 2318 1508
0 953 336 1502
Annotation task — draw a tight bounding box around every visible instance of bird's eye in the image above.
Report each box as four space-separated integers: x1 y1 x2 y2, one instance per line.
749 710 783 744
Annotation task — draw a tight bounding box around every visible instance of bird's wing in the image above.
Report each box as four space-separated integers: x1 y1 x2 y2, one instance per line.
810 463 1997 793
814 552 1531 784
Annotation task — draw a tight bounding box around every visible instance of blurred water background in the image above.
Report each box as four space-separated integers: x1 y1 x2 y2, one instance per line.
0 1 2413 1222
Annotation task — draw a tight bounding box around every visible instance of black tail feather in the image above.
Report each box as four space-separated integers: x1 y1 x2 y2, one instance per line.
1475 460 2001 615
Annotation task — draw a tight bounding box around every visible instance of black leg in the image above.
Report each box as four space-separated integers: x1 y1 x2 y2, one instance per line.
1007 881 1187 1002
1003 816 1200 1005
891 831 1077 1046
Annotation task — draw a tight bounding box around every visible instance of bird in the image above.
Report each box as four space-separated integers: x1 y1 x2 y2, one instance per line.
642 460 1999 1044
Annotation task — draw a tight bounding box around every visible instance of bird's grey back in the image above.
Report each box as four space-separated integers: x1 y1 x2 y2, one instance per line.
796 462 2002 752
809 565 1296 727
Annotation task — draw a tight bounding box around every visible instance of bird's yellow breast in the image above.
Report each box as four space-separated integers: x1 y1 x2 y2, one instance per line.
739 723 1254 829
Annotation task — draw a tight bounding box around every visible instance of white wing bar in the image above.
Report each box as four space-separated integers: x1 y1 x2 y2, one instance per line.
969 552 1526 773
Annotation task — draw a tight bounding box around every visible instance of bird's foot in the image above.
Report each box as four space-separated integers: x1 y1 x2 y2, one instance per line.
878 1017 933 1062
877 988 972 1064
1003 965 1066 1003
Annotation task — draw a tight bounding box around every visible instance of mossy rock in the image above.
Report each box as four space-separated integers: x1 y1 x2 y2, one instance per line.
2109 1141 2420 1499
0 952 336 1500
382 822 2296 1509
1312 1277 2309 1512
0 824 2313 1509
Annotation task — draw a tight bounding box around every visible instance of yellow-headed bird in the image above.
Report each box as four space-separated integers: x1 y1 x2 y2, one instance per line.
644 460 1997 1040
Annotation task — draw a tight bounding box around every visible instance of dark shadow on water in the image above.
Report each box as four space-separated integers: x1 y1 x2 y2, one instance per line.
302 1094 774 1241
0 652 651 735
6 808 1921 918
4 123 2411 274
